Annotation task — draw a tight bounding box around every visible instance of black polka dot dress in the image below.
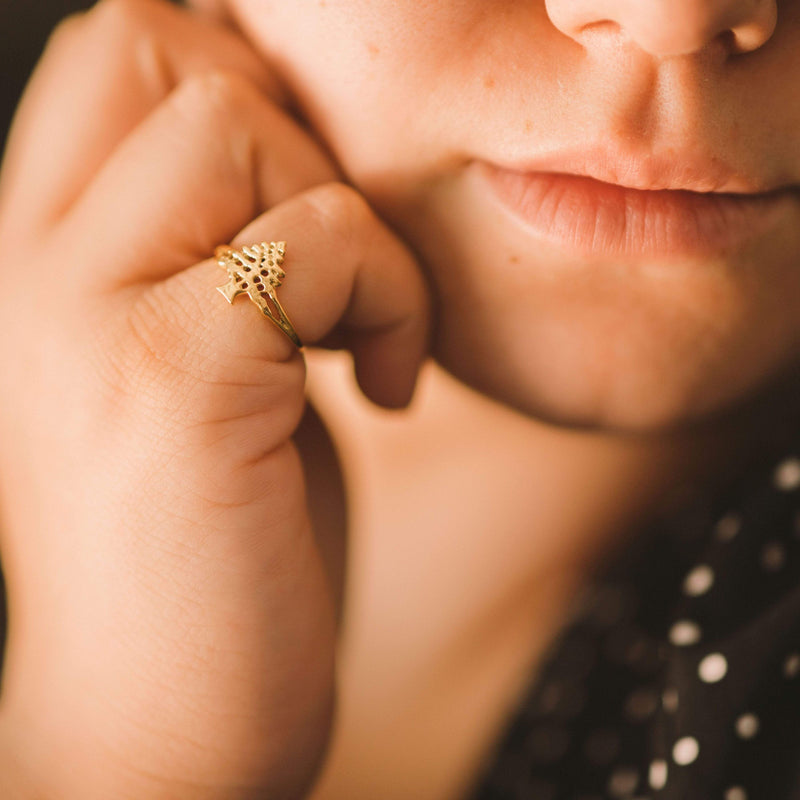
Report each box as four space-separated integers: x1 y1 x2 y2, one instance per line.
469 447 800 800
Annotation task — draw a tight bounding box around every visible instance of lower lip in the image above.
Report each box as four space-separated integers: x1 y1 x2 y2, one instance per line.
480 163 792 259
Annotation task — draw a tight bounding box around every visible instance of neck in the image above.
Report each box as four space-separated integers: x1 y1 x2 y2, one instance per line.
419 361 800 580
307 352 800 619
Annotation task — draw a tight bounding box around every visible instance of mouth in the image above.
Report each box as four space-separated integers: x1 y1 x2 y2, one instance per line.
478 156 797 260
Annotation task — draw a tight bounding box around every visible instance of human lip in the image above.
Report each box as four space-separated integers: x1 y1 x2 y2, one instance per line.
478 157 796 259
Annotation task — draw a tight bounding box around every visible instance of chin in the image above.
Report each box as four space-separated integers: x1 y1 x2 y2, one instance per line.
432 318 796 437
364 165 800 436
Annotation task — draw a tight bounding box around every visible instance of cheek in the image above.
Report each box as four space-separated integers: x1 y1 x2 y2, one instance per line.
230 0 508 174
233 0 800 431
380 172 800 431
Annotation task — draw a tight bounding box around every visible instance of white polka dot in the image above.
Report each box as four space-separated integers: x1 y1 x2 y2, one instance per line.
761 542 786 572
669 620 702 647
773 456 800 491
698 653 728 683
735 713 760 739
662 687 680 713
608 766 639 797
649 759 668 790
715 512 742 542
784 652 800 679
725 787 748 800
673 736 700 765
683 565 715 597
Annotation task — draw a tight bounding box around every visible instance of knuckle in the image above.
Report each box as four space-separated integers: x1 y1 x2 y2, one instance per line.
300 182 376 245
173 70 259 118
41 0 178 106
88 0 159 37
168 71 260 181
49 0 162 67
45 11 90 49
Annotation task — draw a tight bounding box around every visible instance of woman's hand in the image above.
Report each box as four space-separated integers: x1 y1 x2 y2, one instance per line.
0 1 430 797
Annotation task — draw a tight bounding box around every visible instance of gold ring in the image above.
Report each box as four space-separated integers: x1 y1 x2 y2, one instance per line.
215 241 303 348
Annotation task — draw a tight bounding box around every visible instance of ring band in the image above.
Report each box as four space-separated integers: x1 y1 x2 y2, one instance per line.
215 241 303 348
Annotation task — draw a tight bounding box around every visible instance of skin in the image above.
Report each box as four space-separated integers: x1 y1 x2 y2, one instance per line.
0 0 798 798
218 4 800 796
229 0 800 431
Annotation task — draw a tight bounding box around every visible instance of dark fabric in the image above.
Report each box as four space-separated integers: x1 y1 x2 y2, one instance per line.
469 439 800 800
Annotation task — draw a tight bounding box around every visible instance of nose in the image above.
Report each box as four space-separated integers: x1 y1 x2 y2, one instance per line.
544 0 778 57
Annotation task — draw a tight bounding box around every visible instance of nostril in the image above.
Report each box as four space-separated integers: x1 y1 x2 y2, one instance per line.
578 19 622 37
729 3 778 54
545 0 778 59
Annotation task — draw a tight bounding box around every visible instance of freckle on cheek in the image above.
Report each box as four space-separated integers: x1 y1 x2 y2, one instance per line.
524 120 534 134
483 75 496 89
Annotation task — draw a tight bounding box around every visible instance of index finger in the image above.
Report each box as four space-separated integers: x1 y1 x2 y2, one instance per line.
0 0 287 236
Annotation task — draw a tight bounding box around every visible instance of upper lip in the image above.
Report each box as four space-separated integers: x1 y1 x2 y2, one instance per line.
489 144 785 196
